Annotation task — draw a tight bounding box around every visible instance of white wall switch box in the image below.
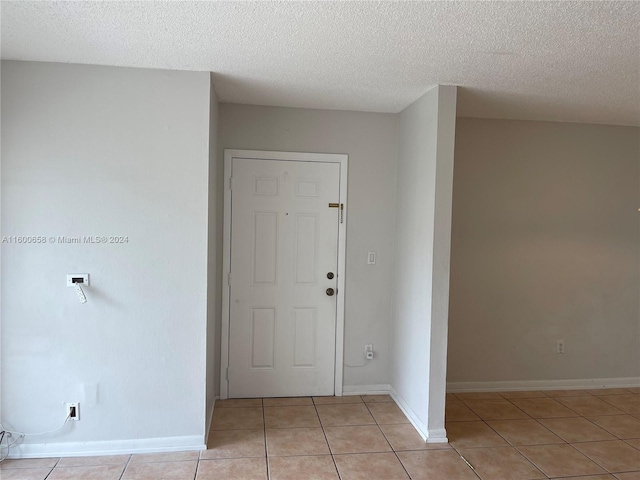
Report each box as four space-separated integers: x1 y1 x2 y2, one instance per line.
367 251 376 265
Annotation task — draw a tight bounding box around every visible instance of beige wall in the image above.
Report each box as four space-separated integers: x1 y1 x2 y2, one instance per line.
448 118 640 384
216 103 398 390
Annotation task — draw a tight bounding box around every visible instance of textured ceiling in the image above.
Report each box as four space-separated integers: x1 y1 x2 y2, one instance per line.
2 1 639 126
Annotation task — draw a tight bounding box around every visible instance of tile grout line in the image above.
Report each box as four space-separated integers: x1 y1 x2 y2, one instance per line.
193 445 201 480
261 398 270 480
448 401 552 479
312 395 343 480
448 430 504 480
117 454 133 480
565 439 627 475
362 395 423 480
41 456 63 480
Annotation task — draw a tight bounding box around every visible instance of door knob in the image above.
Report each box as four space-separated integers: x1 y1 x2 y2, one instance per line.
326 288 335 296
327 272 335 279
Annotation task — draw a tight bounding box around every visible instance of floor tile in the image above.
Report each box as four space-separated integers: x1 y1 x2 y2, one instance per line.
600 395 640 414
464 398 530 420
56 456 130 468
264 406 320 429
334 452 409 480
316 404 375 427
538 417 617 443
487 419 564 445
211 407 264 430
366 402 409 424
129 451 199 464
455 392 504 401
0 459 59 469
397 449 477 480
573 440 640 473
446 421 508 448
517 444 607 477
361 395 394 403
0 468 53 480
557 396 626 416
380 424 451 451
266 427 330 456
626 439 640 450
499 391 548 399
262 397 313 407
313 396 363 405
324 425 391 454
121 461 196 479
614 473 640 480
196 458 267 480
48 464 126 480
587 389 633 396
510 397 579 418
201 429 266 459
545 389 591 397
588 415 640 439
457 446 545 480
446 399 481 422
8 387 638 480
548 476 616 480
268 455 339 480
215 398 263 408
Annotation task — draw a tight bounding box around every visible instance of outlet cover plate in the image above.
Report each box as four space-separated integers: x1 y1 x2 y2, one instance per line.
67 274 89 287
66 402 80 421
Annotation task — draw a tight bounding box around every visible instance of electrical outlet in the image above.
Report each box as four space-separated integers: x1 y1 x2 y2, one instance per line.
365 344 374 360
556 340 565 354
67 402 80 421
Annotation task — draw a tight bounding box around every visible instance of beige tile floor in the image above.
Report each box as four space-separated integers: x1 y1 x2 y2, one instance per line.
1 388 638 479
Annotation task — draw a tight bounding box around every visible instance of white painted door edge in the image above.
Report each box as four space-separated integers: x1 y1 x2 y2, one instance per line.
221 149 348 399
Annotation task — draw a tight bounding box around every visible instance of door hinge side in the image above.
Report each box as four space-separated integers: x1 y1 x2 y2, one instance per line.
229 176 233 190
227 272 231 286
225 368 229 380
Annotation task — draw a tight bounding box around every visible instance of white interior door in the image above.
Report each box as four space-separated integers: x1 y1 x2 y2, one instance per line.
228 156 342 398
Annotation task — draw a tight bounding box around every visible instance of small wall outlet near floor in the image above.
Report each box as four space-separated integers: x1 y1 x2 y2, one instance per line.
365 344 374 360
67 402 80 421
556 340 565 354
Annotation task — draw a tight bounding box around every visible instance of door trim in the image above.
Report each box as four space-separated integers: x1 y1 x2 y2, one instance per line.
221 149 348 399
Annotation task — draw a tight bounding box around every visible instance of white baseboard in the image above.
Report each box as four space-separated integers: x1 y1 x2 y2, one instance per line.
8 435 206 459
389 388 448 444
447 376 640 393
342 384 391 395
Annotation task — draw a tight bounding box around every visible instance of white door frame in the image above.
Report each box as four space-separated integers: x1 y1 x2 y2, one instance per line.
220 149 348 399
